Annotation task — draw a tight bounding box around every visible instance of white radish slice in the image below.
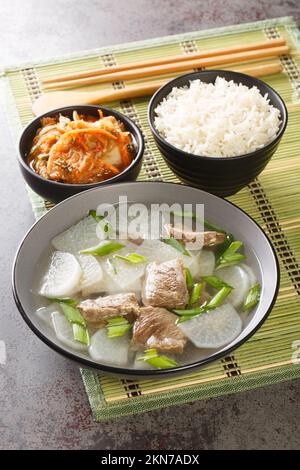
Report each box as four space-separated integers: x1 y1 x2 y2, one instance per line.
217 265 250 307
35 304 59 327
39 251 82 298
137 239 191 264
77 254 104 296
137 239 177 262
178 304 242 349
52 215 101 253
102 257 144 292
51 311 87 351
89 328 130 366
240 263 257 286
197 250 215 277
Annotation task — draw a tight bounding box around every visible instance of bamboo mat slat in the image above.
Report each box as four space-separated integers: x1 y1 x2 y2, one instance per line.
1 16 300 420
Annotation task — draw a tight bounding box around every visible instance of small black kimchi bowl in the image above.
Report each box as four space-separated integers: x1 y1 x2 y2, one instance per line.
18 105 145 203
148 70 288 197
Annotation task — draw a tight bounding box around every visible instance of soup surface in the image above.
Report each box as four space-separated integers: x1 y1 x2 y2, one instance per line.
34 207 261 370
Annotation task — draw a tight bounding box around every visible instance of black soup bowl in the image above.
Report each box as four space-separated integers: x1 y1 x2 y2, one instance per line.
148 70 288 197
18 105 145 203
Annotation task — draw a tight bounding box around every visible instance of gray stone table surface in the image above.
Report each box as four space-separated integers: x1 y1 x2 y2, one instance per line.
0 0 300 450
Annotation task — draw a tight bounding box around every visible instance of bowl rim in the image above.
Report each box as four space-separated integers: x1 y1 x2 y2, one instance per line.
18 104 145 188
148 69 288 162
12 181 280 377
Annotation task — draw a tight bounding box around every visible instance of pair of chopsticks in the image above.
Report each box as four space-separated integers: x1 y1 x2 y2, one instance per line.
32 38 288 115
43 38 288 90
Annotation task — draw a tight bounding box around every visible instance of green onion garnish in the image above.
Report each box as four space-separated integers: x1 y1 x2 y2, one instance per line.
184 267 194 290
106 316 132 338
59 303 86 327
217 253 246 269
175 288 232 323
162 237 191 256
215 233 235 261
216 241 246 268
173 306 207 316
80 240 125 256
207 286 232 308
203 275 233 290
115 253 147 264
137 348 178 369
223 241 243 256
56 301 89 345
88 209 104 222
189 282 203 307
243 283 261 311
72 323 90 345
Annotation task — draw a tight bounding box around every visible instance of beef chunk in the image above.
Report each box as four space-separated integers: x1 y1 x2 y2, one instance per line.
79 292 139 325
142 259 188 309
164 224 225 247
132 307 187 354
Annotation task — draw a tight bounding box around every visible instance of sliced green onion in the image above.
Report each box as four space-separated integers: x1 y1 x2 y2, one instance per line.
137 348 157 360
147 356 178 369
88 209 104 222
189 282 203 307
203 275 233 290
72 323 90 345
207 286 232 308
106 316 132 338
222 241 243 256
216 253 246 269
49 297 79 306
59 303 86 327
176 286 232 323
173 306 208 316
80 240 125 256
115 253 147 264
137 348 178 369
216 240 246 268
162 237 191 256
184 267 194 290
243 283 261 311
215 233 235 261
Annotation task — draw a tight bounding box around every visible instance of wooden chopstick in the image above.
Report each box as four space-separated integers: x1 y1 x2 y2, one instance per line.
85 63 283 103
32 62 283 116
43 38 286 85
43 45 289 90
227 61 282 77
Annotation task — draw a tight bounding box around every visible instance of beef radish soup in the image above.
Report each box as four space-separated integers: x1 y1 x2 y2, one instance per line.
34 203 261 370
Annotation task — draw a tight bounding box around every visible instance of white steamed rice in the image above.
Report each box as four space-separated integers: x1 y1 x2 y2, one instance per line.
154 77 281 157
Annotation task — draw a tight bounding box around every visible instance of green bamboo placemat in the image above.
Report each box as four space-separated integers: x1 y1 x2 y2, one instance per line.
2 16 300 421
